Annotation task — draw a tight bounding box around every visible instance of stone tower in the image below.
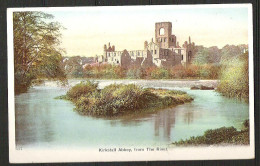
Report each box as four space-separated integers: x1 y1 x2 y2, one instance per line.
155 22 176 48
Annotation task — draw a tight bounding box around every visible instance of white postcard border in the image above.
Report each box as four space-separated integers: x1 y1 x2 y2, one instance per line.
7 4 255 163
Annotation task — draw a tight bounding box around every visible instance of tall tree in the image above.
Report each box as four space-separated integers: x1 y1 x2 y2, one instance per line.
192 48 209 65
13 11 66 93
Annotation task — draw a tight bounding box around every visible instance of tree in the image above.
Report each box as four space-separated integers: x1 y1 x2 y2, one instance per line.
13 11 66 93
192 48 209 65
217 51 249 102
220 45 244 63
208 46 221 63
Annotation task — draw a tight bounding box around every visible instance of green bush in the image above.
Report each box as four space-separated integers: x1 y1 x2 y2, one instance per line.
173 119 250 146
151 68 170 79
66 81 98 100
217 52 249 102
203 127 237 144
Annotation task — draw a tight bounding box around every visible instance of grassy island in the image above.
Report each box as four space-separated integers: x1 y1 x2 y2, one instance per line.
172 119 249 146
57 81 193 117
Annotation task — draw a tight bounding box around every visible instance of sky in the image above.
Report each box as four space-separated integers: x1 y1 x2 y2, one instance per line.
45 5 250 57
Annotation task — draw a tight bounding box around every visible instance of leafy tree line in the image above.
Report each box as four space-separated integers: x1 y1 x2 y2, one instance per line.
192 44 248 65
62 56 94 78
63 44 247 80
81 64 220 79
193 44 249 101
14 12 66 93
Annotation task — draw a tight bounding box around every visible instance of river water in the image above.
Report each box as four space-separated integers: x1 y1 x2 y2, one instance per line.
15 79 249 149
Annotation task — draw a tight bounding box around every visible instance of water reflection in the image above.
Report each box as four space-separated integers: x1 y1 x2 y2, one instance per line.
15 90 55 146
154 108 176 141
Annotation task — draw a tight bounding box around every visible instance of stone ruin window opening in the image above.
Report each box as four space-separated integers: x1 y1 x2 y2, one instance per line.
155 50 157 54
188 51 192 61
182 55 183 60
159 28 165 35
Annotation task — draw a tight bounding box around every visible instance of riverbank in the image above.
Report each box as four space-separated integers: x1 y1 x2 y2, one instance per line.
56 81 194 117
172 120 249 146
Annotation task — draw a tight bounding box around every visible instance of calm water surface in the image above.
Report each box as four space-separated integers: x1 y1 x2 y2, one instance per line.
15 79 249 149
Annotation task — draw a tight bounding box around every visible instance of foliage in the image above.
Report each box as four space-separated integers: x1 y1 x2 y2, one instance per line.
66 81 98 99
82 64 219 80
192 48 210 65
65 45 247 82
13 11 66 93
173 119 249 146
208 46 221 63
126 68 144 79
83 64 126 79
217 52 249 102
220 44 247 63
150 68 170 79
60 83 193 117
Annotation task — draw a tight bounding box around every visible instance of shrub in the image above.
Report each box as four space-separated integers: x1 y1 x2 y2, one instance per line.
150 68 170 79
217 52 249 101
173 119 250 146
66 81 98 100
171 65 186 78
184 65 199 78
126 68 144 79
203 127 238 144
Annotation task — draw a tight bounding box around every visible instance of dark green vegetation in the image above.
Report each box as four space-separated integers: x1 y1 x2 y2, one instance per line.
173 119 249 146
58 81 193 117
14 12 66 94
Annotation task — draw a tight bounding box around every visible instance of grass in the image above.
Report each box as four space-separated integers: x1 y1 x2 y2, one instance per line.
172 119 249 146
56 81 193 117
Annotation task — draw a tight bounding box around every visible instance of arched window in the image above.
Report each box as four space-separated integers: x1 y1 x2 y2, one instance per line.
159 28 165 35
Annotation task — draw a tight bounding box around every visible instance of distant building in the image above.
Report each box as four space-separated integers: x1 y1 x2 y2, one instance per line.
95 22 197 68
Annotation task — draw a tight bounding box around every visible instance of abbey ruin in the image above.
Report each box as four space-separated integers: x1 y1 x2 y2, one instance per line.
95 22 196 68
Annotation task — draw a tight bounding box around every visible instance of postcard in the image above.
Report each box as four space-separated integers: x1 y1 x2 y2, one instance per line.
7 4 254 163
